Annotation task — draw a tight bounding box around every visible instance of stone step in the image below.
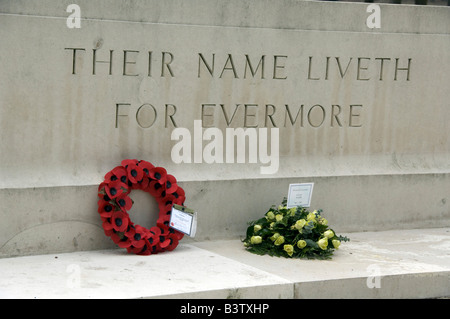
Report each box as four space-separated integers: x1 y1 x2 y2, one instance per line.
0 228 448 299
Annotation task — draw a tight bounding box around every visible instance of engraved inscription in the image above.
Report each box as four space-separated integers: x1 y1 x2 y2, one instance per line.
65 46 413 130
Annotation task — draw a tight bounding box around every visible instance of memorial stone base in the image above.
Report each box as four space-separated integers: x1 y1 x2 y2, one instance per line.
0 0 449 298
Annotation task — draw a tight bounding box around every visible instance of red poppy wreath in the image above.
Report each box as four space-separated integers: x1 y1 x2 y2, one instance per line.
97 159 186 255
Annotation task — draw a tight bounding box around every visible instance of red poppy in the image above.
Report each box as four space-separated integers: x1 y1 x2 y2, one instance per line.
115 194 133 212
149 167 167 184
158 226 176 252
159 237 173 250
102 219 114 231
135 176 150 191
172 187 186 205
141 241 154 255
167 223 185 241
161 234 179 251
159 203 173 217
103 228 116 242
173 230 185 241
98 182 108 197
147 180 164 198
105 180 128 199
104 166 127 183
165 174 178 194
110 232 132 248
125 225 148 248
157 214 171 228
139 160 155 177
98 199 114 218
147 226 161 246
118 239 132 248
111 166 129 184
121 159 138 167
160 194 176 208
111 210 129 232
127 240 152 255
127 162 144 184
146 242 159 255
158 226 170 240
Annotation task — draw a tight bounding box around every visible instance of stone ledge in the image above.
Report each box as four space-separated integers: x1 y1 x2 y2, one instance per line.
2 0 449 35
0 228 448 299
2 173 449 258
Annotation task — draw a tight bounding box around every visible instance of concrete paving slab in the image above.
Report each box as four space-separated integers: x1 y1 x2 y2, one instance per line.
0 228 448 299
0 244 292 299
192 228 450 298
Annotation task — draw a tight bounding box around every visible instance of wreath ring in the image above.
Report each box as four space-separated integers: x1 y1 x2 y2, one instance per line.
97 159 186 255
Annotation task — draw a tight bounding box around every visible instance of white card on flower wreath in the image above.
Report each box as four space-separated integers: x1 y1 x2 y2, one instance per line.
287 183 314 208
170 204 197 237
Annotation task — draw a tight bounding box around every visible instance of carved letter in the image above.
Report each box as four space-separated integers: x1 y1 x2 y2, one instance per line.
93 49 113 75
284 104 304 127
65 48 85 74
136 103 157 128
265 104 277 127
375 58 390 81
244 104 258 128
198 53 215 77
148 51 153 76
273 55 287 79
115 103 130 128
165 104 178 128
161 52 174 77
244 55 265 79
220 54 239 78
201 104 215 127
394 58 411 81
349 104 363 127
220 104 240 127
307 104 326 128
331 105 343 127
307 56 320 80
357 57 370 81
336 57 352 79
123 50 139 76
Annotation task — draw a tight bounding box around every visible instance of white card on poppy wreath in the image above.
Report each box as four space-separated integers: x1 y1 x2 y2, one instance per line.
287 183 314 208
170 204 197 237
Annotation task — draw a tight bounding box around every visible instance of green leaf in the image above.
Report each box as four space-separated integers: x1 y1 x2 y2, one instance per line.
304 239 318 249
245 225 253 239
337 235 350 242
259 228 272 237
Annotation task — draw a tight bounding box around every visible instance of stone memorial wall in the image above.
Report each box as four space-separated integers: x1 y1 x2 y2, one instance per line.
1 0 449 257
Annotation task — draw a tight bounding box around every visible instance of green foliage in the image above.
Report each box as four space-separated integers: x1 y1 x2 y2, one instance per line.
243 198 350 259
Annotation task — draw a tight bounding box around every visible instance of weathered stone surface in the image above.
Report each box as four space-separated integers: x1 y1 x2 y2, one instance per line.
0 0 448 257
0 228 449 299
